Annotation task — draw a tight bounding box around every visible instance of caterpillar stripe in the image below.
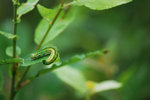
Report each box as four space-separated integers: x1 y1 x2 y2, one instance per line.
31 47 58 65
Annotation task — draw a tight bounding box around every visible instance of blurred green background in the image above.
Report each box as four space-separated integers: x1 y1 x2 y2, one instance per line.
0 0 150 100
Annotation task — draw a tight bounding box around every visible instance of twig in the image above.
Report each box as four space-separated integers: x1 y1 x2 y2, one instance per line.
9 0 19 100
16 66 31 90
36 0 65 50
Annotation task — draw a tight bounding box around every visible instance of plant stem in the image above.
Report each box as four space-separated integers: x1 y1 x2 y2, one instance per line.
16 66 31 90
15 0 65 93
36 0 65 50
9 0 19 100
13 3 18 58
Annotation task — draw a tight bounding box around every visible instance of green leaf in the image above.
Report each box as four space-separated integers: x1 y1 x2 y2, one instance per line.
33 50 107 78
37 4 57 22
34 8 74 45
54 66 88 94
0 31 17 39
86 80 122 94
73 0 132 10
62 50 107 65
6 46 21 57
0 71 4 90
17 0 39 17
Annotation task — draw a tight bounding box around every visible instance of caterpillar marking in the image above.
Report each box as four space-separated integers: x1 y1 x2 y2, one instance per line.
31 47 58 65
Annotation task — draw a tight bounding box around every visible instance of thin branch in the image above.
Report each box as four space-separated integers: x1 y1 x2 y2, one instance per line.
36 0 65 50
13 1 18 58
16 66 31 90
9 0 19 100
17 64 63 89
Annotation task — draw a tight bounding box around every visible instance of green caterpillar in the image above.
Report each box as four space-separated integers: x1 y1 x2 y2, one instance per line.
31 47 58 65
